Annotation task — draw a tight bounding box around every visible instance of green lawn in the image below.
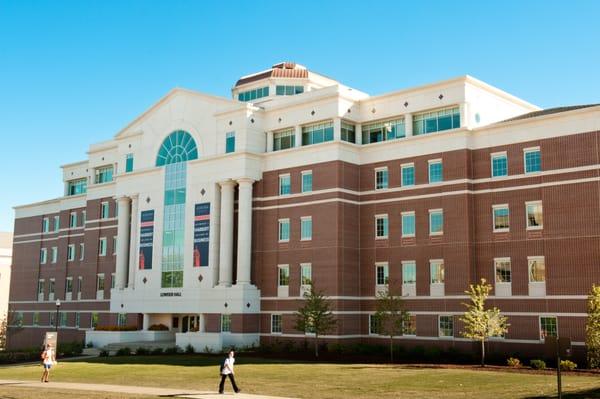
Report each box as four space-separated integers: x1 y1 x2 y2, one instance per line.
0 355 599 399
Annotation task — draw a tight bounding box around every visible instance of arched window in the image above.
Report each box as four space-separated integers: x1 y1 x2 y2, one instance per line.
155 130 198 166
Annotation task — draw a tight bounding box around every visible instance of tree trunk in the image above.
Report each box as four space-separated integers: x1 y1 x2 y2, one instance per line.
315 334 319 358
390 336 394 363
480 339 485 367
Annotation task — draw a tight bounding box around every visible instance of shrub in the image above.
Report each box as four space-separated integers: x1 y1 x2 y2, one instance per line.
560 360 577 371
151 347 164 355
185 344 195 354
530 359 546 370
99 349 109 357
164 346 181 355
115 347 132 356
203 345 213 354
94 325 137 332
59 341 84 356
135 347 150 356
507 357 522 368
86 342 94 348
148 324 169 331
424 346 442 361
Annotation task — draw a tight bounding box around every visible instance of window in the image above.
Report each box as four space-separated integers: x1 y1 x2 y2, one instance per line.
33 312 40 326
301 217 312 240
524 147 541 173
428 160 443 183
65 277 73 295
40 248 47 264
221 314 232 332
375 215 389 239
117 313 127 327
429 209 444 235
95 165 114 184
59 312 67 327
98 238 107 256
495 258 511 283
439 315 454 337
42 217 50 233
369 314 380 335
54 216 60 231
238 86 269 102
375 168 389 190
69 212 77 228
75 313 80 328
491 152 508 177
79 243 85 260
402 261 416 285
278 265 289 287
302 121 334 146
67 244 75 261
275 85 303 96
401 163 415 186
404 315 417 336
51 247 58 264
67 178 87 196
113 236 117 255
414 106 460 135
125 153 134 173
91 312 99 329
362 118 405 144
526 201 543 229
540 316 557 340
96 274 105 291
100 202 110 219
301 171 313 193
301 264 312 287
279 174 291 195
278 219 290 242
273 128 295 151
13 312 23 327
49 312 55 327
111 273 116 289
376 263 389 286
401 212 416 237
225 132 235 153
341 122 355 143
37 279 44 299
77 277 83 299
528 257 545 282
271 314 282 334
492 205 510 232
430 260 444 284
49 279 55 296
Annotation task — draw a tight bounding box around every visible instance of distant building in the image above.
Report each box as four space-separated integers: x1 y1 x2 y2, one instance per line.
0 232 13 326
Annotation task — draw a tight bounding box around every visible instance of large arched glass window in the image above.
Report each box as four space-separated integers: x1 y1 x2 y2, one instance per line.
156 130 198 166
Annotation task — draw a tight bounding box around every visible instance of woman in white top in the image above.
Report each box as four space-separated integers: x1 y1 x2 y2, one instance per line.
41 343 57 383
218 350 240 394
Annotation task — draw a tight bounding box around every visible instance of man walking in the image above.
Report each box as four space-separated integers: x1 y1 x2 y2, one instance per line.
219 349 240 394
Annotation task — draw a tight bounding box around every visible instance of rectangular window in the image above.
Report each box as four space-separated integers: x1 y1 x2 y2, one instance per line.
40 248 47 264
375 214 389 239
375 168 389 190
301 170 313 193
341 121 356 143
117 313 127 327
49 312 55 327
238 86 269 102
77 277 83 299
273 128 295 151
271 314 282 334
495 258 511 283
279 174 291 195
278 265 289 287
96 274 105 291
221 314 232 332
429 209 444 235
376 263 389 286
54 216 60 231
526 201 543 229
91 312 99 329
428 160 443 183
369 314 380 335
362 118 405 144
430 260 444 284
79 243 85 261
302 121 334 146
51 247 58 264
528 256 545 282
540 316 557 340
111 273 116 289
401 163 415 186
125 153 134 173
42 217 50 233
95 165 114 184
69 212 77 228
300 216 312 240
492 205 510 232
413 106 460 135
301 263 312 287
100 202 110 219
439 315 454 337
402 261 416 284
113 236 117 255
37 279 44 299
59 312 67 327
524 147 541 173
278 219 290 242
401 212 416 237
404 315 417 336
49 279 55 295
99 237 107 256
65 277 73 294
67 244 75 261
67 178 87 196
491 152 508 177
75 312 80 328
275 85 303 96
225 132 235 153
33 312 40 326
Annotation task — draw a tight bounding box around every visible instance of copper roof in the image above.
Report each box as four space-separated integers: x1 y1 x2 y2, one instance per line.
235 62 309 87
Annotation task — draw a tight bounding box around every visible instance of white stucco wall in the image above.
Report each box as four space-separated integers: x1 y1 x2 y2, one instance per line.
0 232 13 324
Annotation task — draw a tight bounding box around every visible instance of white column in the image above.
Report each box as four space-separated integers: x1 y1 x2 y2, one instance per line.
294 125 302 148
209 183 222 287
218 180 236 287
460 102 469 129
127 194 139 289
405 113 413 137
142 314 150 330
236 178 254 285
355 124 362 145
266 131 274 152
115 196 131 290
333 117 342 141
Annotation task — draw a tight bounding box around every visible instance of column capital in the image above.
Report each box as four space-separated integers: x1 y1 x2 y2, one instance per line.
219 179 237 189
115 195 132 203
237 177 255 186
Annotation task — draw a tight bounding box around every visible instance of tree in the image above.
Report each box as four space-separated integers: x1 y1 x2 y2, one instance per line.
460 278 509 366
0 314 6 350
373 286 410 363
294 286 336 357
586 284 600 368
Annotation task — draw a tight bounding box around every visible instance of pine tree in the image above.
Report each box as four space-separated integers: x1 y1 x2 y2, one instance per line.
586 284 600 368
460 278 509 366
294 286 336 357
374 287 410 363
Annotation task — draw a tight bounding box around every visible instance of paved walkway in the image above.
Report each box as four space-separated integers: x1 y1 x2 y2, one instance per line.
0 379 297 398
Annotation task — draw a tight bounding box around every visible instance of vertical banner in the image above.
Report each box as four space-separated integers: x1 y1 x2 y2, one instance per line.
139 210 155 270
193 203 210 267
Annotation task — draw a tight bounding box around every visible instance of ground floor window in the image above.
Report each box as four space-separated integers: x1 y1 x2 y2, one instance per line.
439 315 454 337
271 314 282 334
540 316 557 340
221 314 231 332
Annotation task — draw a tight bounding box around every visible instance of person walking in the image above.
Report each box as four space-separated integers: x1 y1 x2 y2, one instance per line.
40 343 57 382
218 349 240 394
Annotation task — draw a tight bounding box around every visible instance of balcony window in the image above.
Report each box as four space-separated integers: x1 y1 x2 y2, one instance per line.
225 132 235 153
341 122 356 143
362 118 405 144
67 178 87 196
302 121 334 146
414 106 460 135
95 166 113 184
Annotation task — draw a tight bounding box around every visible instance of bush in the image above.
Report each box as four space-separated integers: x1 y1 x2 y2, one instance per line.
164 346 181 355
148 324 169 331
94 325 137 331
151 347 164 355
99 349 109 357
59 341 84 356
185 344 195 354
560 360 577 371
530 359 546 370
507 357 522 368
135 347 150 356
115 347 132 356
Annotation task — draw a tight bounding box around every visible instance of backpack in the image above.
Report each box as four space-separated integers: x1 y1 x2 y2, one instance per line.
219 358 227 374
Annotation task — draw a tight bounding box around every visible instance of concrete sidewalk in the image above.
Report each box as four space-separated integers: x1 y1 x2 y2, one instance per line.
0 379 297 398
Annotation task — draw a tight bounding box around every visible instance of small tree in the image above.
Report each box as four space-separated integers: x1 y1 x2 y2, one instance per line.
586 284 600 368
460 278 509 366
294 286 336 358
0 315 6 350
373 286 410 363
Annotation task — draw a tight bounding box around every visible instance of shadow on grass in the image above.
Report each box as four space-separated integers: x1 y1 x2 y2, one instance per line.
523 387 600 398
74 354 317 367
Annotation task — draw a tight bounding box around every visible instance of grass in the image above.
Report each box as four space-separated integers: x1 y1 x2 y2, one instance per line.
0 355 599 399
0 386 154 399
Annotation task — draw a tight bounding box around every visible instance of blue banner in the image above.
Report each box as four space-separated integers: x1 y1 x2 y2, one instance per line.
139 210 154 270
193 203 210 267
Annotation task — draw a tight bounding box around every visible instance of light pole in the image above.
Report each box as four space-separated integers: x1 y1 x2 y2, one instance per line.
55 299 61 333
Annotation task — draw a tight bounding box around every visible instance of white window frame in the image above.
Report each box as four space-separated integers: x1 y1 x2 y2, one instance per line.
53 215 60 231
278 218 290 242
400 163 415 187
300 216 312 241
48 278 55 301
50 247 58 264
539 315 558 341
492 204 510 233
221 314 231 333
79 243 85 261
271 314 283 334
96 273 105 300
375 214 389 240
279 174 291 196
528 256 546 283
375 262 389 287
37 279 45 301
438 315 454 338
374 167 389 190
42 217 50 233
67 244 75 261
490 151 508 178
401 211 416 238
100 201 109 219
301 170 313 193
65 276 73 300
523 146 541 174
300 263 312 291
494 257 512 297
428 159 443 184
99 237 107 256
369 314 380 335
277 264 289 297
525 201 543 230
401 260 417 297
75 312 80 328
528 256 546 297
428 209 444 236
69 212 77 228
77 276 83 300
40 248 47 264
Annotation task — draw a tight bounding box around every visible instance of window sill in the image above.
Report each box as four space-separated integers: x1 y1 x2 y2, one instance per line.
429 232 443 236
401 234 415 238
375 236 389 240
526 227 543 231
493 229 510 233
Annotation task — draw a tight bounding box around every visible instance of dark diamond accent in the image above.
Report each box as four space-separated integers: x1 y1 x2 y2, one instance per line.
246 302 251 308
311 110 315 116
143 277 147 284
120 304 124 308
371 108 376 114
224 302 228 308
278 117 282 123
198 274 203 282
101 157 104 161
438 94 444 100
146 197 151 203
404 101 409 107
251 118 255 123
200 188 206 196
229 120 232 126
347 108 351 113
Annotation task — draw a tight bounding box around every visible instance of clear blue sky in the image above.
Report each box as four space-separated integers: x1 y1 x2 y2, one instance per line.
1 0 599 232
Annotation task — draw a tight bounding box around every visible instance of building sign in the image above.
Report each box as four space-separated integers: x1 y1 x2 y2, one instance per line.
44 331 57 348
139 210 155 270
193 203 210 267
